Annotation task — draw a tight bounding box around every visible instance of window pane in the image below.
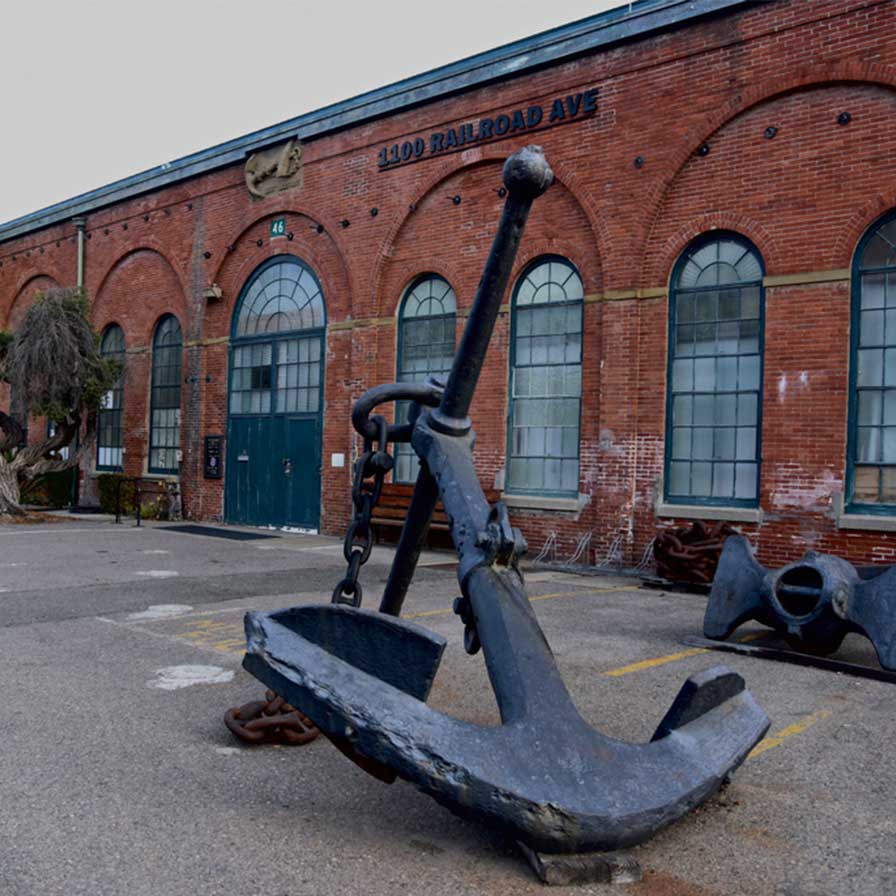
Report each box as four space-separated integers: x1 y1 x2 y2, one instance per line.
149 317 182 472
508 259 583 495
97 325 126 469
667 235 763 503
395 275 457 481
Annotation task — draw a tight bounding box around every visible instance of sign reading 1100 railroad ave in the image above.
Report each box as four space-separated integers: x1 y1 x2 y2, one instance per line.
377 88 598 170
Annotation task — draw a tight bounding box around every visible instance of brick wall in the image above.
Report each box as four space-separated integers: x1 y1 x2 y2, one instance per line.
2 0 895 568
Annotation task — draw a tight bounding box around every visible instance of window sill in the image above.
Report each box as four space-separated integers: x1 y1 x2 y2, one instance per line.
832 492 896 531
502 493 585 512
655 501 763 524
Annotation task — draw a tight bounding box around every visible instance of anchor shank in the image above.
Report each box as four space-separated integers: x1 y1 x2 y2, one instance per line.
413 413 578 725
466 565 576 724
435 146 553 429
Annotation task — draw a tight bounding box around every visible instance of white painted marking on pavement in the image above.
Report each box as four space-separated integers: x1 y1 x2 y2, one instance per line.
127 604 193 621
136 570 180 578
215 747 244 756
149 665 234 690
141 549 170 555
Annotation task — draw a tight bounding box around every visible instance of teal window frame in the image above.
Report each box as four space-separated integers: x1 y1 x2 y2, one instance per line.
97 323 125 471
227 255 327 421
846 209 896 514
148 315 183 474
664 232 765 507
506 255 583 498
394 274 457 483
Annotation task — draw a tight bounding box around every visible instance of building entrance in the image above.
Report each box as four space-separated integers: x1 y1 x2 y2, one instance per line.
225 256 325 529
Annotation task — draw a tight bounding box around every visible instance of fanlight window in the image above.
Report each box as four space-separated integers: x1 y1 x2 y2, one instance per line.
394 275 457 482
666 235 764 504
97 324 125 470
229 257 326 417
235 258 325 337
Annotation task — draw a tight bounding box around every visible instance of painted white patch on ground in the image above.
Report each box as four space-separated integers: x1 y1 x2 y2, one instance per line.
215 746 244 756
136 569 180 578
141 549 170 555
149 665 234 690
127 604 193 621
0 561 24 567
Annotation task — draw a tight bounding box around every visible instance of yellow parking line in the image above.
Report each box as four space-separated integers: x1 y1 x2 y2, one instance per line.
602 632 770 678
602 647 709 677
404 586 628 621
747 710 832 760
211 638 247 652
170 586 633 647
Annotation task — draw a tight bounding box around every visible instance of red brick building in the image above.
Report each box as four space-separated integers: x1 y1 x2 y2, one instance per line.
2 0 896 568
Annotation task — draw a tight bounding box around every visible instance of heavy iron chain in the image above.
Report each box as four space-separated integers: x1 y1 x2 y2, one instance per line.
224 690 320 746
331 414 393 607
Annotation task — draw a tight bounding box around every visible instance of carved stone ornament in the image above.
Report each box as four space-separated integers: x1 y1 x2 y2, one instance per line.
244 138 303 199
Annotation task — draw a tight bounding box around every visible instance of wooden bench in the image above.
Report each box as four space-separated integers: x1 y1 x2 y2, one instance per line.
371 481 502 545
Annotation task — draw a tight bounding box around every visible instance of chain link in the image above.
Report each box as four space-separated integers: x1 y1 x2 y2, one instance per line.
332 414 392 607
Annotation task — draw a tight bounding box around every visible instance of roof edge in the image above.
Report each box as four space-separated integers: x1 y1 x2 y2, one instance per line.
0 0 754 244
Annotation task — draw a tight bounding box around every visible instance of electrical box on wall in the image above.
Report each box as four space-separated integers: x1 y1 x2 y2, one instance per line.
204 435 223 479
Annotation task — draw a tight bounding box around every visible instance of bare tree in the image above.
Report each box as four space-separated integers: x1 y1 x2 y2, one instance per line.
0 287 119 515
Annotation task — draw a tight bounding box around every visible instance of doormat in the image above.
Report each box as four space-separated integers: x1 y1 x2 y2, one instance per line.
159 525 278 541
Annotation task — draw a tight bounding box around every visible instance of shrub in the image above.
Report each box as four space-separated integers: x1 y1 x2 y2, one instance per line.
97 473 136 515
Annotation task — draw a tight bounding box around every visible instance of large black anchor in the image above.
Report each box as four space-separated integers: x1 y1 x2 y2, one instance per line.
242 146 770 854
706 534 896 670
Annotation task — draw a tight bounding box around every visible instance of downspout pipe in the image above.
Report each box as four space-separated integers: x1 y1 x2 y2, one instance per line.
70 216 87 508
73 216 86 288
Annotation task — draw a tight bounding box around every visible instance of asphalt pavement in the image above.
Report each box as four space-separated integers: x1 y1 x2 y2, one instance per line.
0 517 893 895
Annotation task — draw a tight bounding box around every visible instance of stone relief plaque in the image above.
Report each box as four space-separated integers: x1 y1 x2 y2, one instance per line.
244 138 303 198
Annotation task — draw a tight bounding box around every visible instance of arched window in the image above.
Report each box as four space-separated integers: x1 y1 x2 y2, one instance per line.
507 257 583 496
848 211 896 509
666 234 764 505
97 324 125 470
229 256 325 416
149 315 182 474
394 275 457 482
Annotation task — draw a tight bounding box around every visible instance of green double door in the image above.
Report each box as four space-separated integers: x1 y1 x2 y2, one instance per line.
224 331 324 530
226 415 321 529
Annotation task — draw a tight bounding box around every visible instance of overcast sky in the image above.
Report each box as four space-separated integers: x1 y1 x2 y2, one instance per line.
0 0 628 225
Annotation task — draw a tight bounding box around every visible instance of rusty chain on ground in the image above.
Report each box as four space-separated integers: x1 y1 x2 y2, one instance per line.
653 520 737 584
331 413 393 607
224 690 320 746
